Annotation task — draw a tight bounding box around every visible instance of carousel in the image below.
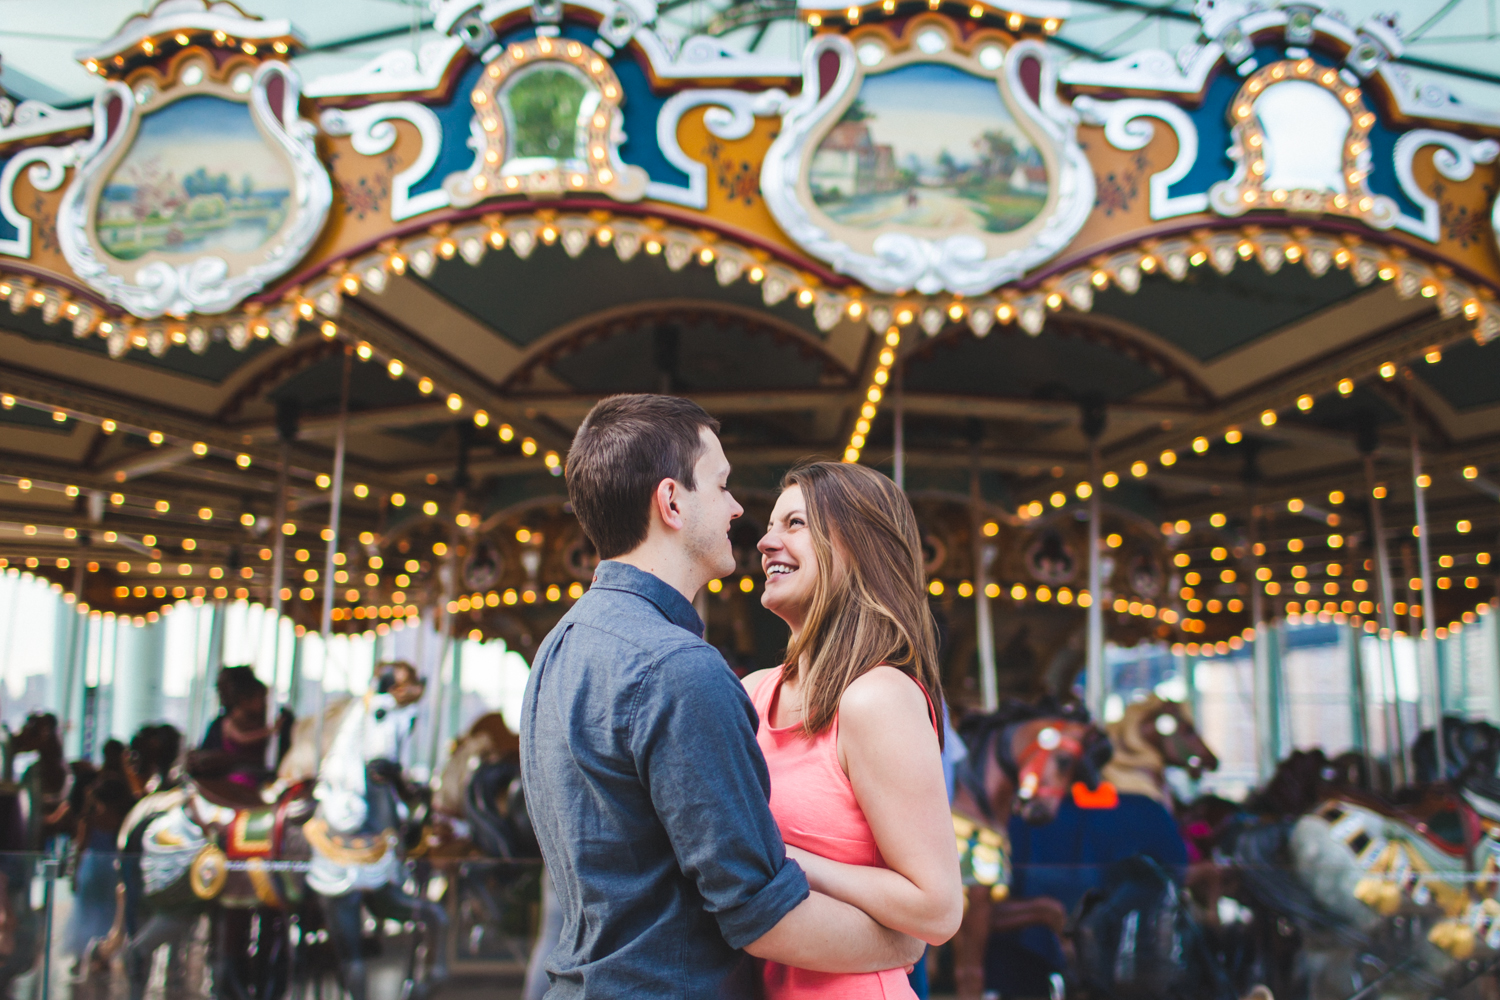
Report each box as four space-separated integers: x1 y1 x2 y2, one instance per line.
2 0 1500 995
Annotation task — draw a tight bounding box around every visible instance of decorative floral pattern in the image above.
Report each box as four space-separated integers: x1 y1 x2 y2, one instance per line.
29 194 58 256
1432 179 1497 249
1094 151 1149 217
703 137 760 207
332 152 396 221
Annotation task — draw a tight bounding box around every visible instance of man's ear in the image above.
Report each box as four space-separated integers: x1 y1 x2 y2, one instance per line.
652 478 687 532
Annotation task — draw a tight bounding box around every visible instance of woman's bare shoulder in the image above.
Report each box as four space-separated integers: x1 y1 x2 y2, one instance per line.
839 665 928 723
740 666 778 697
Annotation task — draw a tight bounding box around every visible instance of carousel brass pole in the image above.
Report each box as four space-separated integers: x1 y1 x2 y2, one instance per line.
1347 617 1376 784
428 424 470 775
969 426 997 711
1082 399 1106 721
1086 443 1105 722
427 509 461 775
893 359 905 492
1241 440 1280 783
1249 491 1277 784
1366 453 1407 789
314 348 352 755
59 562 85 751
265 403 294 766
1410 418 1446 780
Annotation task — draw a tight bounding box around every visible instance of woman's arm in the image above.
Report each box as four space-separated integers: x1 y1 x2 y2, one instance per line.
791 666 962 946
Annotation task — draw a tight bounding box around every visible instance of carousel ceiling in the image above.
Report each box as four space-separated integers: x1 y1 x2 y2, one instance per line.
0 0 1498 683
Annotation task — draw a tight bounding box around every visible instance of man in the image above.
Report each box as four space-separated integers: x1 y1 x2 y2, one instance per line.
521 394 923 998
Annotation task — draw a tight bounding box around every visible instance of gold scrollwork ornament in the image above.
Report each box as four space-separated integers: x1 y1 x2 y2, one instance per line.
189 844 229 900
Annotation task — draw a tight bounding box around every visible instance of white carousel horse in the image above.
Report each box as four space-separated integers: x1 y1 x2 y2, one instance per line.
120 663 446 1000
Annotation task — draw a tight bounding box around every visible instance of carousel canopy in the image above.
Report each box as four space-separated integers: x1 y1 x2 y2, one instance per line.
0 0 1498 699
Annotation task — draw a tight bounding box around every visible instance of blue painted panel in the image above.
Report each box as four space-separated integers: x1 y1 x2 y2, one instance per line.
611 47 685 188
0 154 19 245
1167 71 1239 201
406 57 487 201
1366 117 1420 219
440 23 687 191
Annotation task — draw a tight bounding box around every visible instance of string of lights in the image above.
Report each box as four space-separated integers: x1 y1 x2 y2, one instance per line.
805 3 1058 29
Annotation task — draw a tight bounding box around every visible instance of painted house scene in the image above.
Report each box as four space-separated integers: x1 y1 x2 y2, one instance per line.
96 94 292 261
809 62 1048 233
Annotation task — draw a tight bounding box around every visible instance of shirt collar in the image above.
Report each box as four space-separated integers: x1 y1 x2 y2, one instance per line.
590 560 705 638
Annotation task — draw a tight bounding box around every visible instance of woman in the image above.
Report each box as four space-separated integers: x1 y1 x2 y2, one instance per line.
744 461 962 998
65 768 136 974
188 666 291 802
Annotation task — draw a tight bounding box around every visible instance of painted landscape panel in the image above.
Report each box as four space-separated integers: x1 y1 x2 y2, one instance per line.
96 94 292 261
810 63 1048 234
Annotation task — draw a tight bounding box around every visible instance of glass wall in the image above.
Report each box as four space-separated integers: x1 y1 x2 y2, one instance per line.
0 568 532 774
1102 603 1500 799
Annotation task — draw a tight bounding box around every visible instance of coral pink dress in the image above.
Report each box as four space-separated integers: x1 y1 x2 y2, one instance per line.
752 666 931 1000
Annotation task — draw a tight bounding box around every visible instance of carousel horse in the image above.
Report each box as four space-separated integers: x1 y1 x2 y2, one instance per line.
1102 696 1219 807
1073 854 1239 1000
1001 699 1230 1000
119 763 312 1000
420 713 542 966
423 712 524 860
302 663 449 1000
1215 721 1500 1000
948 698 1111 1000
120 663 445 1000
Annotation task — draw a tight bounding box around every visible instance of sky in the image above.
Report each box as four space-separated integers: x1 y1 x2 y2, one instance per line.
855 63 1034 170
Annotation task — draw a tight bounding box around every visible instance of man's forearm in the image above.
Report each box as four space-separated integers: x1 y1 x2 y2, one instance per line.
745 890 926 973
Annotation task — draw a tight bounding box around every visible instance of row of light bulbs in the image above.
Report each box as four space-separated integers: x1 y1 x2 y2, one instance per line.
442 582 589 613
807 0 1060 29
8 221 1494 477
0 559 432 643
81 26 295 76
1178 599 1497 659
326 322 564 474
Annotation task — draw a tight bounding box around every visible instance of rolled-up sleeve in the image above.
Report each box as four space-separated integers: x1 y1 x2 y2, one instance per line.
629 645 810 949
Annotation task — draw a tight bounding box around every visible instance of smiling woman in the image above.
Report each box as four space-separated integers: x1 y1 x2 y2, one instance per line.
744 461 961 998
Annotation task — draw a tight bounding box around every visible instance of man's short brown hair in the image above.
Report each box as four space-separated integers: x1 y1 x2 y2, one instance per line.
566 394 721 559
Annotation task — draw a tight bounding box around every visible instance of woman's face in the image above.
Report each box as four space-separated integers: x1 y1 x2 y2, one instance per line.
231 693 267 728
759 485 822 633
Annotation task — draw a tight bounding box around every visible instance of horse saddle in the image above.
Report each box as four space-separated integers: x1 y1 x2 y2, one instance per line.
1311 798 1469 918
953 811 1010 900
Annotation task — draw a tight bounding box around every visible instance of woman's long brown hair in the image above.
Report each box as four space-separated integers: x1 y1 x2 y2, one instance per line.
779 461 944 747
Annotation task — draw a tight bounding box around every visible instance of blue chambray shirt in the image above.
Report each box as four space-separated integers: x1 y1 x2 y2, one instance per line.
520 560 810 998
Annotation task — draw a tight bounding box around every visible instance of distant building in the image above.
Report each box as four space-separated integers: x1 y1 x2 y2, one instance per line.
1008 162 1048 194
812 121 897 199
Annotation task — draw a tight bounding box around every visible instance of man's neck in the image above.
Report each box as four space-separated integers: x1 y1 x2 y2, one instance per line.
612 542 705 604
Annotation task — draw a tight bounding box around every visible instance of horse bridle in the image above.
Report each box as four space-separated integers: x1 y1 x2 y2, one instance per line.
960 720 1084 821
1012 725 1084 805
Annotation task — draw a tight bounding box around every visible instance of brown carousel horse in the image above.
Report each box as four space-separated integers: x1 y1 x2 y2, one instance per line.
1102 696 1219 807
423 712 523 860
949 699 1111 1000
419 713 544 966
